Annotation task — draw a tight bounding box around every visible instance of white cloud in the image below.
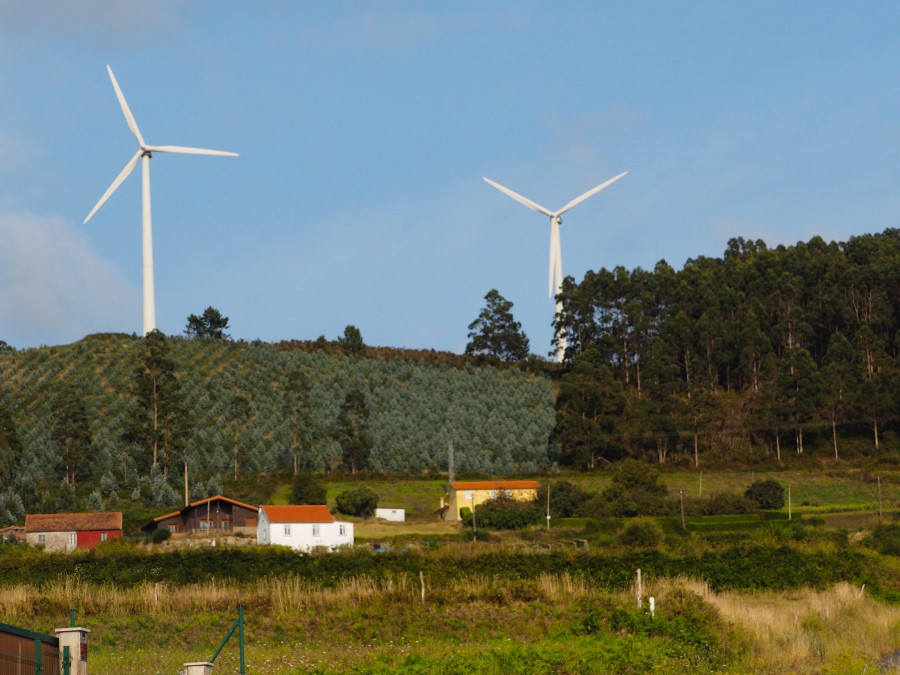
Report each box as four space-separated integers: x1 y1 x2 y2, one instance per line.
0 212 137 347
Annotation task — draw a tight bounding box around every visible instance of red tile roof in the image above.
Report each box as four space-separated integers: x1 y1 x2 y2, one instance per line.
261 505 335 524
25 512 123 533
451 481 540 490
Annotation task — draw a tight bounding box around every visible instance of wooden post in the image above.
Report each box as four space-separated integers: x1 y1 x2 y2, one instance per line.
699 472 702 498
788 484 792 521
636 568 642 609
878 476 883 520
546 480 551 531
419 571 425 604
679 490 686 531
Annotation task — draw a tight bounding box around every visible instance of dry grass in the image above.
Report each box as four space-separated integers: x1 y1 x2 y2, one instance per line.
6 574 900 672
643 577 900 673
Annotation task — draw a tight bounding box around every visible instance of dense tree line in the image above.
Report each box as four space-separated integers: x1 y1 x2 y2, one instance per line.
554 229 900 467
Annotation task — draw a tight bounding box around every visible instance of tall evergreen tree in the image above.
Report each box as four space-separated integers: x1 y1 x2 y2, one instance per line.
185 306 230 340
0 402 23 486
466 289 530 361
337 387 371 473
124 330 188 475
50 387 92 484
282 367 312 475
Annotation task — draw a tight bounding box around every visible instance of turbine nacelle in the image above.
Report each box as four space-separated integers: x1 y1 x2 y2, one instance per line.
483 171 627 362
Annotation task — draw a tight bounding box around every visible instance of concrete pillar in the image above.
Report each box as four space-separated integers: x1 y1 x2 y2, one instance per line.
55 627 90 675
183 662 214 675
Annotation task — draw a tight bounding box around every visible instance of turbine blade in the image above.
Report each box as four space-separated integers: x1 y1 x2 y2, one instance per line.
555 171 628 217
83 150 141 224
107 65 145 147
144 145 239 157
483 177 553 217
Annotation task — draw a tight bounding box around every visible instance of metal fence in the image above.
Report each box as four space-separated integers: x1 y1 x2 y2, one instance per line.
0 622 60 675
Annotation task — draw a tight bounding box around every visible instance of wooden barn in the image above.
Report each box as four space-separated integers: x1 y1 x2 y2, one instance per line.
141 495 258 535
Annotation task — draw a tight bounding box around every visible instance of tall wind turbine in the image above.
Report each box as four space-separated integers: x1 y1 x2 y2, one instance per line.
483 171 627 362
84 65 238 336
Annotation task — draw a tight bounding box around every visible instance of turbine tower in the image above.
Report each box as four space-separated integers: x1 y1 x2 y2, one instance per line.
483 171 627 362
84 65 238 336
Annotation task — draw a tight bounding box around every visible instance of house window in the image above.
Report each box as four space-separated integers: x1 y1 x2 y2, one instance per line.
200 520 211 530
168 525 178 533
38 534 46 545
101 532 108 542
284 525 291 536
465 491 473 500
312 525 320 537
489 490 497 499
339 524 346 537
69 533 77 547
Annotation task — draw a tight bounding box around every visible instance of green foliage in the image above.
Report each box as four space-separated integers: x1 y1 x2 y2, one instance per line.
617 517 664 547
337 387 371 473
335 484 379 517
461 496 543 530
151 528 172 544
0 334 555 503
465 289 530 362
184 307 230 341
745 479 786 510
50 386 92 485
581 460 669 518
124 330 188 474
337 325 365 353
681 492 758 517
289 471 326 505
536 480 590 518
554 229 900 465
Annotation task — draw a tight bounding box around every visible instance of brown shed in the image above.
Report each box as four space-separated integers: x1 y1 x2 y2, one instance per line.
141 495 258 535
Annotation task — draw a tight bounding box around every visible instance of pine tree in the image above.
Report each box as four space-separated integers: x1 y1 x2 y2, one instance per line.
466 289 530 362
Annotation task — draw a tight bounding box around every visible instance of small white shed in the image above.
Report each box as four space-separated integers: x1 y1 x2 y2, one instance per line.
374 508 405 522
257 505 353 552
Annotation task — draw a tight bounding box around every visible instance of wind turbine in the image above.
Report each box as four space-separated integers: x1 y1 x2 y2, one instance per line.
483 171 627 362
84 65 238 336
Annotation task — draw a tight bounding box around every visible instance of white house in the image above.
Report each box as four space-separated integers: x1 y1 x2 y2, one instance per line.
257 505 354 552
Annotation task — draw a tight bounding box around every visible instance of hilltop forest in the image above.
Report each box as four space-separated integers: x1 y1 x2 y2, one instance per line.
554 228 900 468
2 229 900 523
0 336 554 523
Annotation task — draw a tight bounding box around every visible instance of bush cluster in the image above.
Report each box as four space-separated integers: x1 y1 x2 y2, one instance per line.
462 497 543 530
335 485 379 517
744 479 785 510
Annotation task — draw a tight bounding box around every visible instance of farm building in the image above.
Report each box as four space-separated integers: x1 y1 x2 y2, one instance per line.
24 512 122 552
257 505 354 552
446 481 540 521
141 495 258 535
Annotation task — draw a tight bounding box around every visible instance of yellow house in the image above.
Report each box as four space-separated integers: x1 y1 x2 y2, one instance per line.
446 480 540 521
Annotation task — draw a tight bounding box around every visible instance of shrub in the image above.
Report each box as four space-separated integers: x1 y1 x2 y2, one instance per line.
535 481 591 518
617 517 663 547
462 497 543 530
290 471 327 505
680 492 758 517
335 485 378 517
745 479 785 510
151 528 172 544
579 460 668 518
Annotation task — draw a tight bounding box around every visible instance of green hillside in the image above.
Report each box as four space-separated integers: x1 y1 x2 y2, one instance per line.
0 335 555 520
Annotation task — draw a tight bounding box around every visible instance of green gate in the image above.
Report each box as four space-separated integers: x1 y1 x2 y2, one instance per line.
0 622 62 675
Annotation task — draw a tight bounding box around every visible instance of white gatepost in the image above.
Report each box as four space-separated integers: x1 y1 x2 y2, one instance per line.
55 626 90 675
183 662 214 675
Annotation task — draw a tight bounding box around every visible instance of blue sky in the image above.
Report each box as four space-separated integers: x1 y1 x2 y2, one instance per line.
1 2 898 355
